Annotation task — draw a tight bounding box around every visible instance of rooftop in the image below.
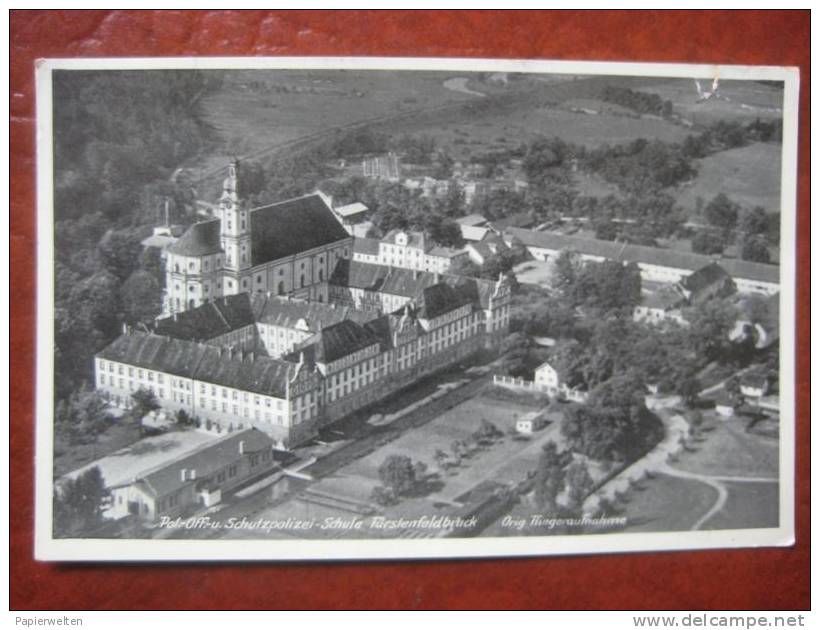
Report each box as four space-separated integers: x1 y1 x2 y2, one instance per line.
352 237 381 256
505 227 780 284
166 219 222 258
250 193 351 266
334 202 369 218
136 429 274 498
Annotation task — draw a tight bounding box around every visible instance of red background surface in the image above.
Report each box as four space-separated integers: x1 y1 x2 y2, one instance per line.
10 10 810 610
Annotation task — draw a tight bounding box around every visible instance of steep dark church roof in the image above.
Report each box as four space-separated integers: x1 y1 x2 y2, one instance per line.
250 193 350 266
166 219 222 257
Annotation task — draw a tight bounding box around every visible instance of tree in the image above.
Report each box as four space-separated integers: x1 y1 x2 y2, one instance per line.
549 249 583 300
739 206 770 236
55 386 113 448
561 374 663 463
704 193 739 231
97 230 144 282
565 459 595 511
53 466 109 537
593 218 618 241
677 375 702 406
533 441 571 514
120 270 162 325
433 448 449 470
378 455 417 496
131 387 160 420
686 298 738 361
740 235 771 263
691 230 726 255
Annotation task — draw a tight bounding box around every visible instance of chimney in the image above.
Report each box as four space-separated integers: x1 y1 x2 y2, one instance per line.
180 468 187 482
238 440 245 455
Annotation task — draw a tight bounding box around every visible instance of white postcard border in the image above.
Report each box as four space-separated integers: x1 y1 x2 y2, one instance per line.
33 56 800 562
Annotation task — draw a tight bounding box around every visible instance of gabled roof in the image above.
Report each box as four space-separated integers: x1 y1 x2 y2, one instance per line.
740 368 769 389
329 259 500 309
250 193 350 266
137 429 274 498
415 283 474 320
506 227 779 284
382 229 428 251
97 331 210 378
292 319 380 365
353 237 381 256
334 202 369 218
166 219 222 257
680 262 733 294
97 331 293 397
455 213 489 227
251 294 375 331
154 293 255 341
460 225 490 242
193 346 292 398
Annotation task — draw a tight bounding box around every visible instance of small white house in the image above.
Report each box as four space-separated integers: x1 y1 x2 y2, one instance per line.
516 411 547 434
534 361 559 389
740 370 770 398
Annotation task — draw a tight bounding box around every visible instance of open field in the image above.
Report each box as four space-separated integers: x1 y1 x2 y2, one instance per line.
328 394 556 506
227 388 565 539
642 79 784 127
674 414 779 478
194 72 694 179
618 473 719 532
673 142 783 213
620 413 779 533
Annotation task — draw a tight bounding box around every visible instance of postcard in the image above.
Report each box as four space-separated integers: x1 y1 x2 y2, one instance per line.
34 56 798 561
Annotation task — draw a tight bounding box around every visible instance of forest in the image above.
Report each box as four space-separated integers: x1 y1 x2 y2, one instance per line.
53 70 224 403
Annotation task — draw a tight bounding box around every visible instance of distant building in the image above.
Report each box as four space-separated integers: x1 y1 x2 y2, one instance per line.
534 362 559 389
362 153 400 181
516 410 548 434
455 213 491 242
740 368 770 398
678 262 737 304
351 236 381 265
373 230 469 274
505 227 779 295
633 287 687 326
107 428 276 523
331 202 371 235
466 233 511 266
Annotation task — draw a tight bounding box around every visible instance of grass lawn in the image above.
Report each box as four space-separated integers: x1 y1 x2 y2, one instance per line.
675 415 779 479
673 142 783 214
53 419 143 478
704 481 779 530
620 473 719 533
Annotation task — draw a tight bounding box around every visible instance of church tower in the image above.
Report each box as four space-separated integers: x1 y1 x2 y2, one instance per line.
219 160 252 274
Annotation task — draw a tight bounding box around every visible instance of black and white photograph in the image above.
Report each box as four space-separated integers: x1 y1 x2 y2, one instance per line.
34 57 798 561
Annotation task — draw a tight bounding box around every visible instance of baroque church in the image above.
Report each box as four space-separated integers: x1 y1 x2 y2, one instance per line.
164 161 352 314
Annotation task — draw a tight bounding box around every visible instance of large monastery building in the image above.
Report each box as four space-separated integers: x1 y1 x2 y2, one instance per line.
164 161 352 313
